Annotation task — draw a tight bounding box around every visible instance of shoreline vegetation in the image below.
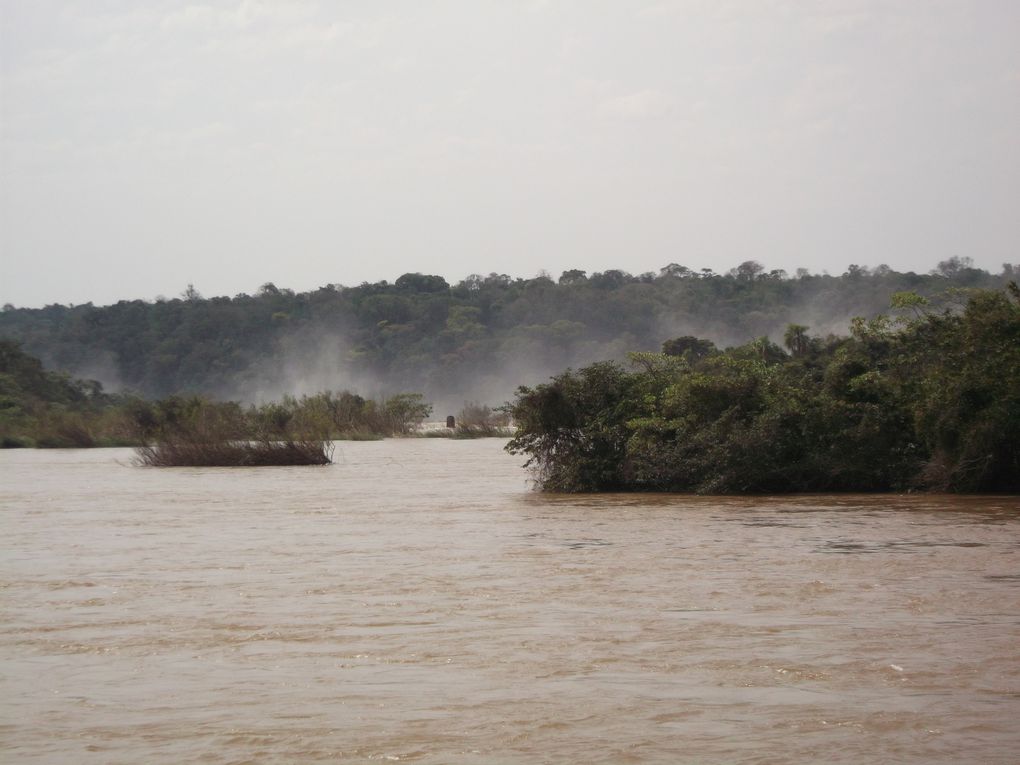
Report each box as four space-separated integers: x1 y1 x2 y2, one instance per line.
507 286 1020 494
0 340 512 464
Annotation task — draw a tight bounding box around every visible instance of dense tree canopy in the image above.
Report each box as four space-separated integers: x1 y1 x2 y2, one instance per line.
506 285 1020 493
1 261 1013 407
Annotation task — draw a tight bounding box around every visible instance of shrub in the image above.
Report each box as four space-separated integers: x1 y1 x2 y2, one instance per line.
454 401 513 437
135 436 332 467
134 396 332 466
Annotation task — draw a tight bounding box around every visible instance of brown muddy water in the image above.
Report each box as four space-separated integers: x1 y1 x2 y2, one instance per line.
2 440 1019 764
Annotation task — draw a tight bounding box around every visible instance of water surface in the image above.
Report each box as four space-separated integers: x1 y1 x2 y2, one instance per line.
2 440 1019 763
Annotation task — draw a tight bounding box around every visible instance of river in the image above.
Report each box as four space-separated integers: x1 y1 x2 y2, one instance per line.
2 440 1019 763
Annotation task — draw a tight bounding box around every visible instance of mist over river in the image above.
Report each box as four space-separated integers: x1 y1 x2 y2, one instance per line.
2 440 1019 764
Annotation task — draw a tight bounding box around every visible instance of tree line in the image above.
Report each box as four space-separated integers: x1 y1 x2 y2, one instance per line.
1 258 1014 406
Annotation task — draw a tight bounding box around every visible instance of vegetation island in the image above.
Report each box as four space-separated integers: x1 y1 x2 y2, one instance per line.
507 284 1019 493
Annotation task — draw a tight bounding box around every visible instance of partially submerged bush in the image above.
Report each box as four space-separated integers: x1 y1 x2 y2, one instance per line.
136 436 332 467
248 391 431 439
455 401 513 438
134 396 332 466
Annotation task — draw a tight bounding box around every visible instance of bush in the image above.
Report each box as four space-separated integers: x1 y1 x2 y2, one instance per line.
454 401 513 438
136 437 332 467
134 395 333 466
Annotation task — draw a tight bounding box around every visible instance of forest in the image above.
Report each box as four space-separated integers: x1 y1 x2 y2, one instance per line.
506 284 1020 494
1 258 1014 410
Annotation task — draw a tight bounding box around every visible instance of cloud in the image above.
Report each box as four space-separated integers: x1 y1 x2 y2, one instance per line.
598 88 674 120
159 1 315 32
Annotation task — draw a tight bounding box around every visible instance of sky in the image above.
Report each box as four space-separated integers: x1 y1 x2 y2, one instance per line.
1 0 1018 308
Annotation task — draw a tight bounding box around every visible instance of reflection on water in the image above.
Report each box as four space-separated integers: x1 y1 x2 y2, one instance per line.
2 441 1019 764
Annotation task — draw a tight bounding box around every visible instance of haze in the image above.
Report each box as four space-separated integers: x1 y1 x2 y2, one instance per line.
2 0 1018 308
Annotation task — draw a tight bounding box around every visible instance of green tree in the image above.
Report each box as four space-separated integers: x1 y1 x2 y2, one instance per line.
783 324 810 356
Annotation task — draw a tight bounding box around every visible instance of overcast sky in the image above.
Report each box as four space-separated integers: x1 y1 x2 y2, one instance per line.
1 1 1018 307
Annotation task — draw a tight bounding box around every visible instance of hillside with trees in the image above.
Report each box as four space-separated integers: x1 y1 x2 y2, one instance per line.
0 340 434 448
0 339 136 447
0 258 1015 410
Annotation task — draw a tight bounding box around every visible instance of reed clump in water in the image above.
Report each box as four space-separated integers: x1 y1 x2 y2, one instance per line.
136 436 333 467
133 396 332 467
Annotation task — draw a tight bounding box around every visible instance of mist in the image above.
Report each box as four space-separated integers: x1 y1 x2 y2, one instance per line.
5 262 1007 416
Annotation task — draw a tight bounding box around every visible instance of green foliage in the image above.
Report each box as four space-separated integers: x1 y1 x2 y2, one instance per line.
1 264 1013 404
661 335 717 362
902 288 1020 490
453 401 513 438
132 396 332 467
383 393 433 434
507 287 1020 493
782 324 810 356
0 340 437 448
0 339 137 447
506 362 640 491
